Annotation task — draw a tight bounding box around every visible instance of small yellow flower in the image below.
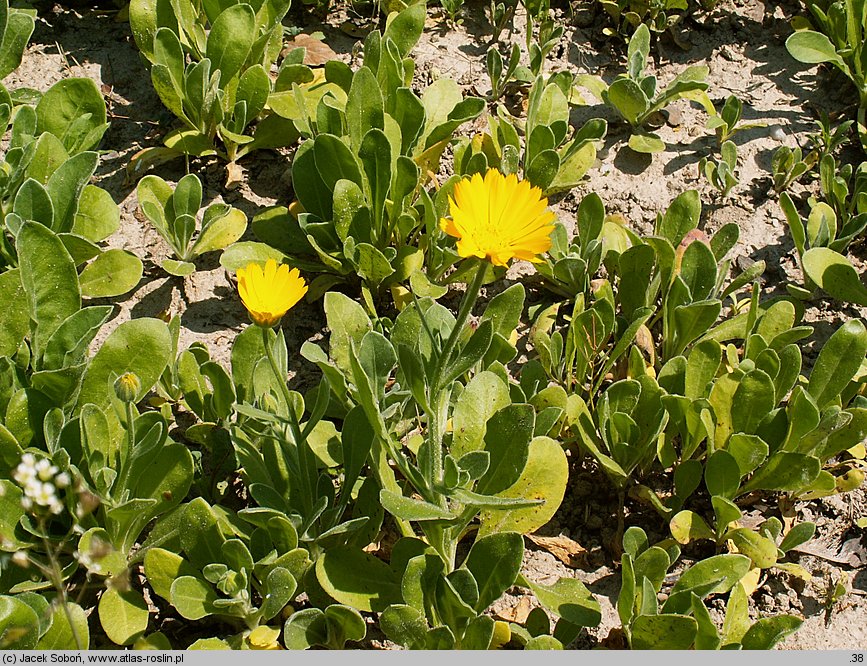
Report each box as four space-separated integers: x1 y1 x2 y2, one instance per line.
236 259 307 328
246 626 282 650
439 169 556 267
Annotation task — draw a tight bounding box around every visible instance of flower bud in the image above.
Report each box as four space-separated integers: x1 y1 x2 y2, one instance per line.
114 372 141 403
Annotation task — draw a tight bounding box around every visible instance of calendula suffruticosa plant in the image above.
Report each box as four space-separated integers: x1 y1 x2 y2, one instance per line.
300 169 601 649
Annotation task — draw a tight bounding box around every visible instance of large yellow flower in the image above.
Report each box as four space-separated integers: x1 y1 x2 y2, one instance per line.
439 169 556 267
236 259 307 328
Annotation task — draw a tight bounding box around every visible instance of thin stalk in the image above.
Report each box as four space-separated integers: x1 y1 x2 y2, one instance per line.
115 401 137 503
261 326 317 521
426 262 486 496
39 525 83 650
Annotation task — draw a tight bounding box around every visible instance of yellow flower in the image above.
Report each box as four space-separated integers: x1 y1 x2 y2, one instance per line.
246 626 283 650
439 169 556 267
236 259 307 328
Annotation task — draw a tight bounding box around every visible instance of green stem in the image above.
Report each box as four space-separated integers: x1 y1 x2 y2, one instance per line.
425 261 486 500
115 401 137 503
262 326 317 520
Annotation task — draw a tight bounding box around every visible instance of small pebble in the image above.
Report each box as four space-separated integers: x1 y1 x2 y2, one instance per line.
769 125 786 142
599 162 613 175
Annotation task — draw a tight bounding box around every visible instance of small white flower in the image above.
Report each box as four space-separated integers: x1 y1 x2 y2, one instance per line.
13 463 36 487
55 472 71 489
50 500 64 515
34 458 58 481
32 482 57 507
11 551 28 567
20 453 35 467
21 497 32 511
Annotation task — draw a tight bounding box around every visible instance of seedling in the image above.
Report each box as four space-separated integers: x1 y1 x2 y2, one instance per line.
137 174 247 277
699 140 739 198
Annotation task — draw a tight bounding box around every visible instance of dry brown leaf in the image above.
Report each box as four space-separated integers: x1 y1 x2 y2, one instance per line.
285 34 338 66
495 596 532 624
225 162 244 190
779 495 797 534
526 533 589 569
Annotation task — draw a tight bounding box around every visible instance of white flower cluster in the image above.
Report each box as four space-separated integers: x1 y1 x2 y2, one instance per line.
13 453 70 515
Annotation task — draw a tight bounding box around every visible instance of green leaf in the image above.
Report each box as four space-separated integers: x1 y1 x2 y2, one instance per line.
16 221 80 350
451 371 511 457
725 528 778 568
313 133 364 191
283 608 328 649
73 185 120 242
162 259 196 276
663 554 751 613
219 241 286 272
315 545 401 612
260 567 297 621
727 434 769 477
808 319 867 409
379 490 455 521
0 270 29 357
741 615 803 649
778 521 816 553
79 249 143 298
78 318 171 412
383 3 425 56
324 291 372 375
191 208 247 257
179 498 225 568
143 548 201 601
36 602 89 649
739 452 821 495
346 67 384 152
478 436 568 536
379 605 428 649
14 178 54 226
359 127 392 234
523 576 601 628
35 78 107 153
606 78 648 126
785 30 846 68
98 588 149 646
0 596 40 648
205 3 255 85
670 510 714 544
353 242 395 288
627 132 665 153
803 247 867 306
659 190 700 247
324 604 366 648
0 9 34 80
630 614 697 649
705 449 741 499
169 576 218 620
476 403 535 495
464 532 523 612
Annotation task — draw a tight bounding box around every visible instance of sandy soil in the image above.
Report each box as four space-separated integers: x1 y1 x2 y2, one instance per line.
9 0 866 648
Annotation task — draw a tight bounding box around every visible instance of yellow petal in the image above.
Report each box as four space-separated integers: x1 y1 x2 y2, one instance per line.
439 169 556 267
236 260 307 328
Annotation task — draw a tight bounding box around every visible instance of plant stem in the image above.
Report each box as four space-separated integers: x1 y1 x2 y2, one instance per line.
261 326 316 520
40 523 83 650
425 261 486 498
115 401 137 503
